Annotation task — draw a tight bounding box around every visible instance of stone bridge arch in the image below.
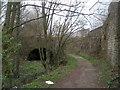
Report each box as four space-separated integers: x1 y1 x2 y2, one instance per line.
19 35 45 60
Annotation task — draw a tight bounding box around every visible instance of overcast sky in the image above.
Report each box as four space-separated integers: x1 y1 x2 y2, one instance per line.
23 0 111 29
1 0 112 29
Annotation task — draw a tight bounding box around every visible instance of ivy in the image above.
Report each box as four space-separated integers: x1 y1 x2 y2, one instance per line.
2 31 21 88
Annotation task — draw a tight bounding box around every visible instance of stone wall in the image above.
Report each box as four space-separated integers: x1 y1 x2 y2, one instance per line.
106 2 119 66
16 21 45 58
77 1 120 66
78 26 106 59
19 35 45 57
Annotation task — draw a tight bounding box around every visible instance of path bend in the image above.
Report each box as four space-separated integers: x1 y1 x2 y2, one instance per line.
52 55 101 88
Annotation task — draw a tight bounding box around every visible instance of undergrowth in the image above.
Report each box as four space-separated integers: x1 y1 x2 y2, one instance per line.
21 55 77 88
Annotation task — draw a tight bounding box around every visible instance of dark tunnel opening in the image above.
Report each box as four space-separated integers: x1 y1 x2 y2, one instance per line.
27 48 46 61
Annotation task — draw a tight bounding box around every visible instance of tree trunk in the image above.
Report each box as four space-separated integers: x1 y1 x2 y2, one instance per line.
42 2 50 73
13 2 21 78
2 2 12 32
118 1 120 87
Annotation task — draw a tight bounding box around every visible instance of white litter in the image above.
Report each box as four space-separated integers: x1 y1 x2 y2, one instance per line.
45 81 54 84
12 86 18 88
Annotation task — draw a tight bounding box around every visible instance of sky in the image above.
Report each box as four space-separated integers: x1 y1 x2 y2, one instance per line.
23 0 111 29
21 0 111 13
1 0 112 29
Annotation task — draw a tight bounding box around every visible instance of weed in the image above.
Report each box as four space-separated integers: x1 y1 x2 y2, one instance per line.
21 56 77 88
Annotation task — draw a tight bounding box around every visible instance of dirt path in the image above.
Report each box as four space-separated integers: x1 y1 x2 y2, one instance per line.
52 55 101 88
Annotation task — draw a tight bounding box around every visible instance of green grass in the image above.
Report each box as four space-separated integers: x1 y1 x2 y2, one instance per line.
20 61 45 77
21 56 78 88
6 61 46 87
72 52 114 87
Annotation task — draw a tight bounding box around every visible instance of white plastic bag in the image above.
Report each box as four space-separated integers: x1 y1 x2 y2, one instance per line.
45 81 54 84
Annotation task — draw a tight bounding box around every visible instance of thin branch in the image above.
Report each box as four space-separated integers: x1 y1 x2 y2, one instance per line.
10 16 44 31
89 0 99 10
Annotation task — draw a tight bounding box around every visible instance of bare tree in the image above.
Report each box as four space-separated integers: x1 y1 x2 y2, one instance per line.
13 2 21 78
14 0 109 71
2 2 21 87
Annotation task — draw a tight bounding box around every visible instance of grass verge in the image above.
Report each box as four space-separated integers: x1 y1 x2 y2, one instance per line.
7 61 46 88
72 52 118 88
21 55 78 88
